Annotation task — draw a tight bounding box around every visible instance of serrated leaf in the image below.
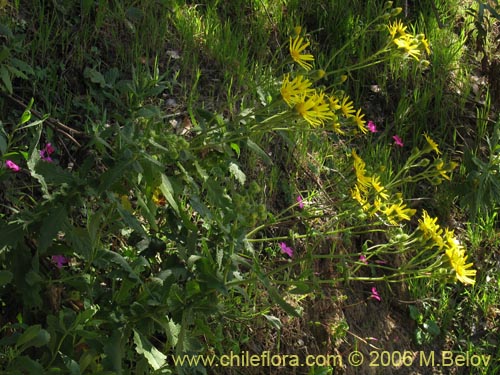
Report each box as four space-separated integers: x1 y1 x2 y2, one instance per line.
38 205 67 254
133 330 166 370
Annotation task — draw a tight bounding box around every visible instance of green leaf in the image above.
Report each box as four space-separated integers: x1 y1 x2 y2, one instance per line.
16 325 41 348
38 205 68 254
35 160 75 185
230 142 240 157
254 263 300 317
0 129 7 155
103 328 124 374
116 203 147 237
423 319 440 336
160 173 179 214
409 305 423 324
0 270 13 287
10 356 44 374
98 157 134 193
102 249 141 282
84 67 106 87
11 58 34 76
0 64 12 94
133 329 167 370
246 138 272 165
20 98 33 124
16 325 50 352
62 353 81 375
263 314 282 330
0 221 23 248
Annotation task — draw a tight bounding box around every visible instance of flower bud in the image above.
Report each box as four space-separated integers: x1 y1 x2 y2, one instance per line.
391 7 402 16
416 158 430 167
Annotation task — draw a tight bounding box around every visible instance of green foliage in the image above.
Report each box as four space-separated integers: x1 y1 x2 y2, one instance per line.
0 21 33 94
0 0 498 374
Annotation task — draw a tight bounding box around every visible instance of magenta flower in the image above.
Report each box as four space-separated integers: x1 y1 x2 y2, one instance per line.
296 195 304 209
367 121 378 133
279 242 293 258
5 160 20 172
359 254 368 264
40 143 55 162
392 135 404 147
51 255 68 269
370 286 381 301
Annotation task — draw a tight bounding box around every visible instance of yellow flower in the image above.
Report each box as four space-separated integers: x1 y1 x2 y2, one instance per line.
152 188 167 206
280 74 313 106
418 210 444 248
351 184 370 211
370 175 389 200
423 133 441 155
387 19 407 39
294 92 334 127
315 69 326 79
289 35 314 70
417 34 431 54
340 95 355 117
328 95 342 111
444 230 476 285
393 36 421 60
353 108 367 133
383 200 416 224
434 159 457 181
352 150 371 190
120 195 133 212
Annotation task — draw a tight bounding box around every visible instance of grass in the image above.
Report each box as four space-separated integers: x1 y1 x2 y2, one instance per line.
1 0 500 374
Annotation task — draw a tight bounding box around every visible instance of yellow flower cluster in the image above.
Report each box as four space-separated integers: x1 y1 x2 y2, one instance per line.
282 28 368 132
387 19 430 61
351 150 416 224
418 210 477 285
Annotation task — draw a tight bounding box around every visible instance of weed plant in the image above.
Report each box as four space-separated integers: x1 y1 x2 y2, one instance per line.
0 1 499 374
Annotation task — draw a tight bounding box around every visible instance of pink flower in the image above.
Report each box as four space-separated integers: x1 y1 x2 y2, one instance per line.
392 135 404 147
370 286 381 301
5 160 20 172
359 254 368 264
51 255 68 269
40 143 55 162
367 121 378 133
279 242 293 258
296 195 304 209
